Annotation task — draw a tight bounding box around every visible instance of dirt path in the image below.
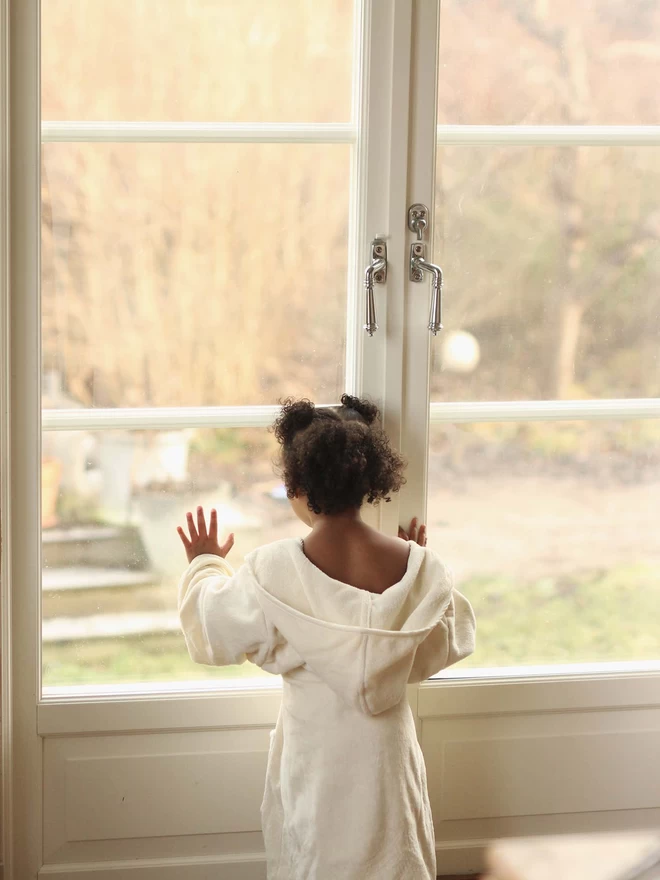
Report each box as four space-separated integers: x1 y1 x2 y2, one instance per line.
427 476 660 582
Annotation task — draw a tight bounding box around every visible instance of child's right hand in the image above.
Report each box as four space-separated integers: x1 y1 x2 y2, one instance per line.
398 517 427 546
177 506 235 563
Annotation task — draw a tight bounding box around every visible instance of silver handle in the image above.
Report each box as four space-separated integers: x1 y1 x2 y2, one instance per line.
408 203 444 335
410 243 443 335
364 239 387 336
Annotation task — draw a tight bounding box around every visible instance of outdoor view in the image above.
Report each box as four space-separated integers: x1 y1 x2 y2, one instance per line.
429 0 660 672
41 0 660 688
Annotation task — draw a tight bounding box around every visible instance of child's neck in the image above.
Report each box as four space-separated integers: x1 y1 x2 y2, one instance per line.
308 508 365 535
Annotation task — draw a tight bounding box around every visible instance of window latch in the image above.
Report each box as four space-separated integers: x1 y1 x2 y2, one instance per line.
363 238 387 336
408 203 444 335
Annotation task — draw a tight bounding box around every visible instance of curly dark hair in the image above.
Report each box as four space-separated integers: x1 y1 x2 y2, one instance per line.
271 394 406 515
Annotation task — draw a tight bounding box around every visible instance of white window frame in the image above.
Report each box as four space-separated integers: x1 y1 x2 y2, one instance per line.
2 1 413 874
3 0 660 876
401 0 660 662
33 3 660 685
404 0 660 685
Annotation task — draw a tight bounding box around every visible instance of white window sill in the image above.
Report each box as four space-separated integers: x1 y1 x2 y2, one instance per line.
37 660 660 736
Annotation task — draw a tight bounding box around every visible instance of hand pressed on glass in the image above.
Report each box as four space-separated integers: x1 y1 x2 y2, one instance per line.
398 517 427 546
177 506 235 563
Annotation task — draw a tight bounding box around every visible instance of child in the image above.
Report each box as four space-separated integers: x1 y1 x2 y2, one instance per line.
177 394 476 880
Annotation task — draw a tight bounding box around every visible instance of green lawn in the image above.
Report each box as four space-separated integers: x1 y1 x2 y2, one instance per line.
42 562 660 687
43 632 270 686
461 561 660 668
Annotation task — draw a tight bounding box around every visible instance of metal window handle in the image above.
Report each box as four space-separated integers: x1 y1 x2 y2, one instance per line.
408 203 444 335
410 242 443 335
364 238 387 336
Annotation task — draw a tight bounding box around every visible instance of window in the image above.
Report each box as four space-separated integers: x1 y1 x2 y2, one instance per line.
427 0 660 672
36 0 660 688
40 0 359 690
5 3 660 876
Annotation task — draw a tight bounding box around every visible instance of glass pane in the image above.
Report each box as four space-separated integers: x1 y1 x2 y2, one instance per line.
42 0 355 122
438 0 660 125
431 146 660 402
42 427 305 689
427 420 660 670
42 143 350 407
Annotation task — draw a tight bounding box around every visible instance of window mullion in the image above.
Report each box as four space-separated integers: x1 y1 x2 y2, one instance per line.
42 120 357 144
437 124 660 146
359 0 415 537
396 0 440 531
431 398 660 424
41 404 306 432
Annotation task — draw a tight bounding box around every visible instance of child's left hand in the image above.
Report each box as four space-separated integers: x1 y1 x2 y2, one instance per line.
398 516 427 546
177 506 235 563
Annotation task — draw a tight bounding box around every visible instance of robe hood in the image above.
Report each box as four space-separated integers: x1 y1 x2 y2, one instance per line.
245 538 475 716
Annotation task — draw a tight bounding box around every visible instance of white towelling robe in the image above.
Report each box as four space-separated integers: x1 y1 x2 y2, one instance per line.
179 537 476 880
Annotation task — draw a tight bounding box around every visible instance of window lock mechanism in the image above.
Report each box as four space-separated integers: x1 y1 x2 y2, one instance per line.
363 238 387 336
408 203 444 335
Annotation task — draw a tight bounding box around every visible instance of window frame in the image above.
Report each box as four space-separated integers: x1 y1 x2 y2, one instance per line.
3 0 385 871
38 5 660 678
2 0 410 871
10 0 660 701
3 0 660 875
36 0 379 690
401 0 660 674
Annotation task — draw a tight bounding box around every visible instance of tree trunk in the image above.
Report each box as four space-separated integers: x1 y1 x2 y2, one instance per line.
550 294 585 399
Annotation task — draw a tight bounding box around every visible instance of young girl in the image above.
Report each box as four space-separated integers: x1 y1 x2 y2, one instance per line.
177 394 476 880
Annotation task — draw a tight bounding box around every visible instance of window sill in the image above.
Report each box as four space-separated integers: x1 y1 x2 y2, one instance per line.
421 662 660 718
38 678 282 735
37 660 660 735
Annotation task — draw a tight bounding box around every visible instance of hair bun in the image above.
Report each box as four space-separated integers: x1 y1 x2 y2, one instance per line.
340 393 379 425
274 398 316 446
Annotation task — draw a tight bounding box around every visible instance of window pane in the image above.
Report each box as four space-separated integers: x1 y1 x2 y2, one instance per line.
42 426 305 689
431 146 660 402
42 0 355 122
42 143 350 407
438 0 660 125
427 420 660 670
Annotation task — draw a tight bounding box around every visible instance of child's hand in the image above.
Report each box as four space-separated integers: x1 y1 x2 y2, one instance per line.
177 506 235 563
398 516 427 546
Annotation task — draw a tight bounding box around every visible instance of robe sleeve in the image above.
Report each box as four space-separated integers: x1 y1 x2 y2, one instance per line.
178 552 277 668
408 576 476 683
